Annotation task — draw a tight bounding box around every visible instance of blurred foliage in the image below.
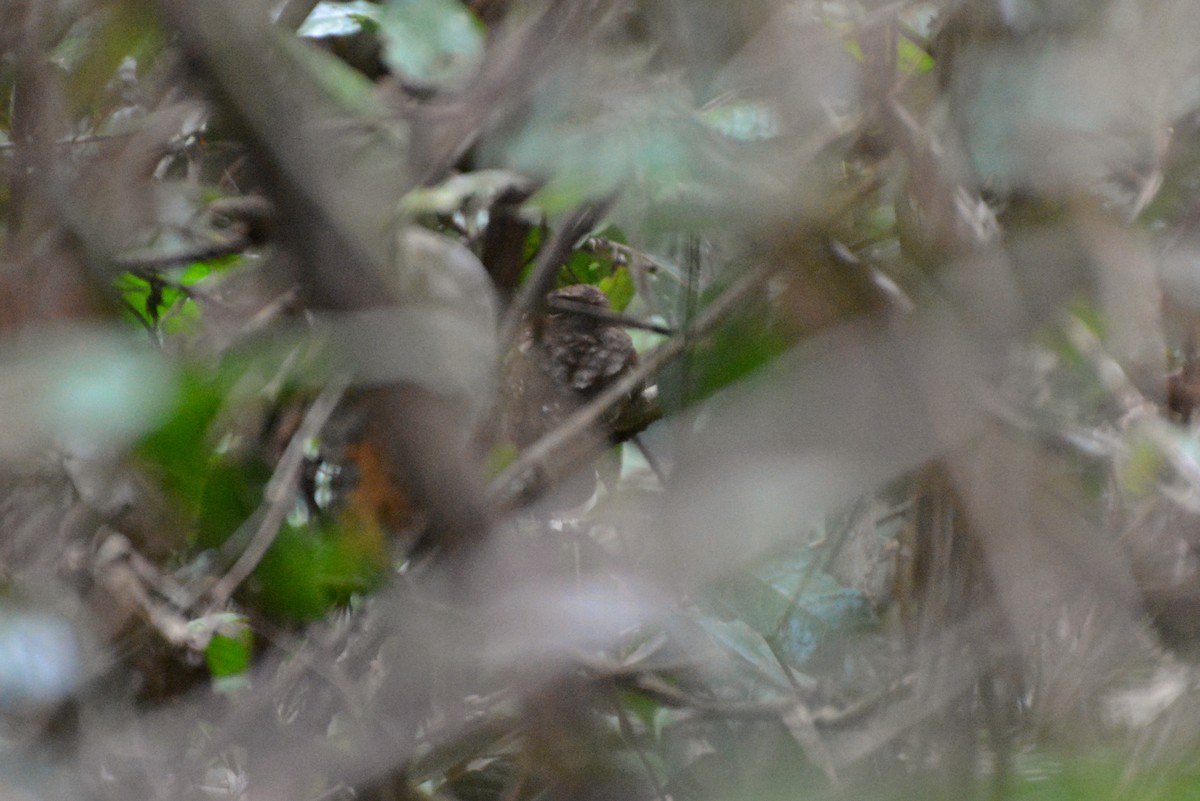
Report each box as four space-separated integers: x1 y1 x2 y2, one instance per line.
6 0 1200 800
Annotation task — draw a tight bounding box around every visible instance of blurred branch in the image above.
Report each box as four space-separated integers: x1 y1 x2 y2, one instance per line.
157 0 494 568
114 233 253 271
416 0 615 183
208 377 347 608
546 295 676 335
0 132 135 152
274 0 320 30
93 530 195 647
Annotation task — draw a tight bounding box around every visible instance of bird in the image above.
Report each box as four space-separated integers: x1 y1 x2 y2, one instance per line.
502 284 639 450
496 284 641 507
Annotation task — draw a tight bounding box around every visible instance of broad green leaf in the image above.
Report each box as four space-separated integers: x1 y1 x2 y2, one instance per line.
659 302 792 408
137 368 228 510
550 225 636 311
598 267 635 313
896 36 933 75
380 0 484 90
204 623 253 679
251 520 388 621
194 457 272 551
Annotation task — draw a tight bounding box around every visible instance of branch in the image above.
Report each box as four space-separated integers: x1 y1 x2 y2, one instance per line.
497 196 616 349
546 295 676 336
113 232 252 271
207 377 348 608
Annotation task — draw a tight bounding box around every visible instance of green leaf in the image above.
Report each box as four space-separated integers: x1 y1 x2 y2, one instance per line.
659 302 792 407
380 0 484 90
298 0 382 38
137 368 228 510
194 457 272 551
251 520 388 621
204 625 253 679
598 266 635 312
896 36 933 75
555 225 636 312
178 253 241 284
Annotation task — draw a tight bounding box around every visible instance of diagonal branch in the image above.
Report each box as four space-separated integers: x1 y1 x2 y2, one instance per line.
497 196 617 349
207 377 348 608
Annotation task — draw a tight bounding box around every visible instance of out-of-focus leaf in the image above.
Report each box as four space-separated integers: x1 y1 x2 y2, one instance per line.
275 30 387 119
444 758 517 801
179 254 241 284
692 615 791 689
708 546 876 667
699 102 780 142
251 519 388 621
194 457 272 551
53 2 163 120
116 257 237 335
502 82 747 231
599 267 635 313
137 367 227 510
896 36 933 75
0 326 178 459
485 441 519 480
379 0 484 90
659 302 792 408
203 617 253 679
618 688 669 742
948 37 1169 210
297 0 381 38
560 252 610 288
402 169 533 216
551 225 637 311
0 611 81 708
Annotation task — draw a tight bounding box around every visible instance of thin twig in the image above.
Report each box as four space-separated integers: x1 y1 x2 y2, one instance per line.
606 681 669 801
631 434 668 486
766 638 841 789
546 295 676 335
0 131 134 152
274 0 321 29
113 232 252 270
498 197 617 350
208 376 348 608
488 264 773 510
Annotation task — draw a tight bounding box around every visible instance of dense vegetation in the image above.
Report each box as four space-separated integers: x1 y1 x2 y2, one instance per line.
3 0 1200 799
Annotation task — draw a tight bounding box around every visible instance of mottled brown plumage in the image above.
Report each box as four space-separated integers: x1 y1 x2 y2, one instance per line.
502 285 638 449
